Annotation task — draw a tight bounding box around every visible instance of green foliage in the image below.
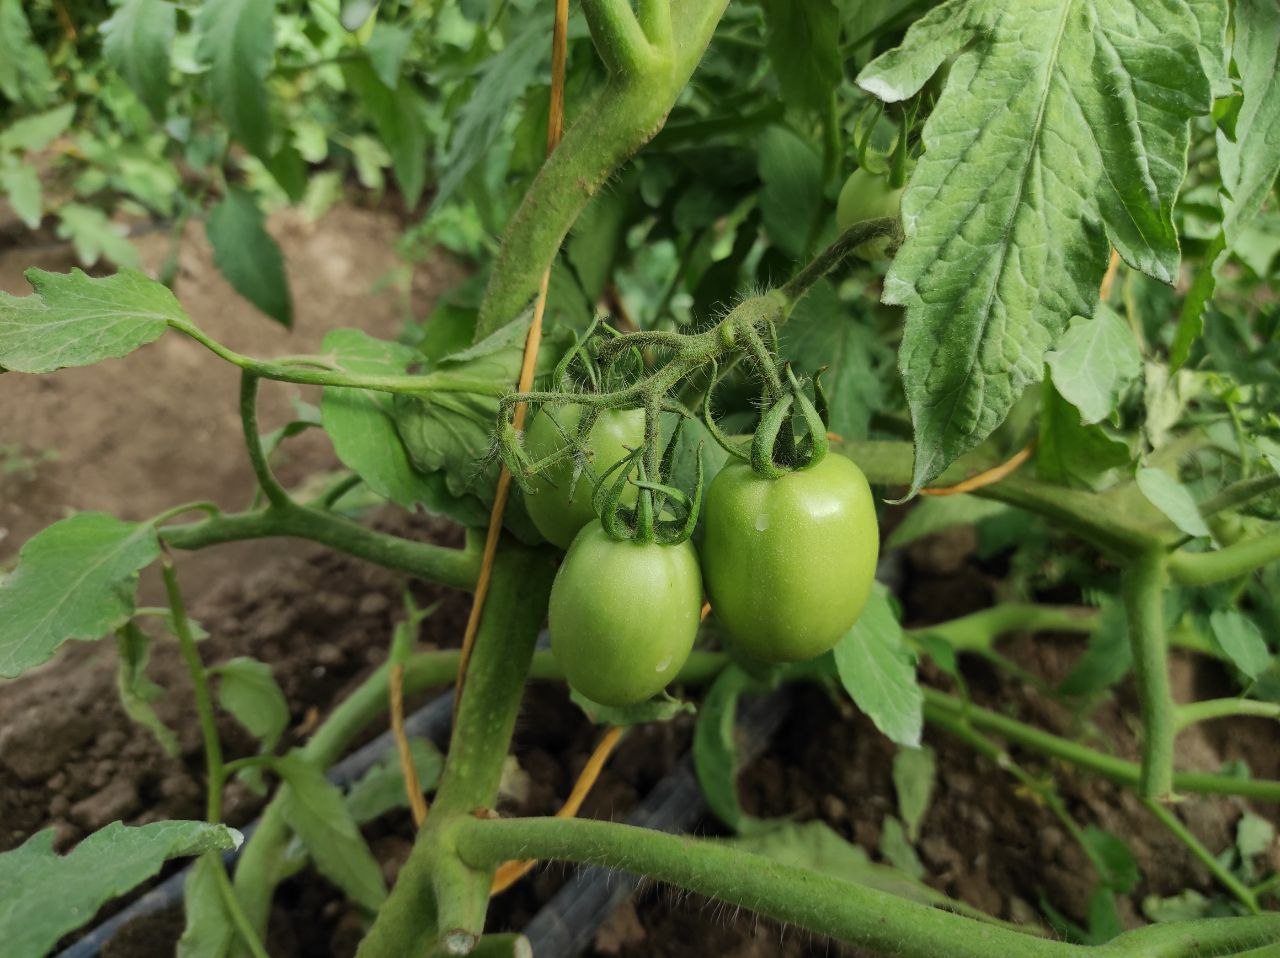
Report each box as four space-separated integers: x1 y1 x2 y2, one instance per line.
0 513 160 678
0 821 239 958
833 585 922 748
345 738 445 825
210 657 290 757
205 189 293 327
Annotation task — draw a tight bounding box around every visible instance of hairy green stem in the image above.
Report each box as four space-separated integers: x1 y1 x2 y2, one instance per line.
1175 698 1280 731
169 318 501 396
922 689 1280 802
1169 529 1280 586
159 501 481 592
239 372 290 508
162 561 226 822
906 604 1098 650
1124 550 1175 800
358 546 555 957
780 216 902 307
1142 800 1260 914
452 816 1280 957
1198 473 1280 518
475 0 731 337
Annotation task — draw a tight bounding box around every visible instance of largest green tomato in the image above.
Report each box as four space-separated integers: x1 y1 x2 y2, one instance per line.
703 454 878 662
549 522 702 707
523 406 645 548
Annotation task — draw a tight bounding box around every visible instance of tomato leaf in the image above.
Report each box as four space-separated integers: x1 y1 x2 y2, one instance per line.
759 0 842 113
857 0 1213 494
116 624 180 757
0 513 160 679
177 853 234 958
320 329 453 511
1045 306 1141 426
210 657 289 756
1058 598 1131 698
833 584 922 747
1209 610 1271 681
343 60 428 209
1037 381 1132 491
275 753 388 911
0 164 42 230
102 0 176 120
756 125 823 259
0 821 238 958
195 0 276 159
891 745 936 843
693 665 767 834
878 816 924 879
0 0 54 108
0 104 75 153
780 280 887 442
1081 827 1139 893
1135 467 1210 539
206 188 293 327
1219 0 1280 240
56 205 141 269
345 738 444 825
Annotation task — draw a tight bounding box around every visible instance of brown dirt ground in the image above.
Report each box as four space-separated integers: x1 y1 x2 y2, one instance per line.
1 213 1277 958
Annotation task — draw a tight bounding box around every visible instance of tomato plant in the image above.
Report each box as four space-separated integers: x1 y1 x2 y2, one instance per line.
703 453 878 662
548 521 702 706
3 0 1280 956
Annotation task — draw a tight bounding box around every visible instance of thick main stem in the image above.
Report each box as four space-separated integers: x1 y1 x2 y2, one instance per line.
357 545 555 957
1124 549 1175 800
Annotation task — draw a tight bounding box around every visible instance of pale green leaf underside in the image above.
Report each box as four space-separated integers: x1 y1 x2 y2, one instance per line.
1045 305 1141 425
833 585 922 747
1209 610 1271 681
1135 466 1210 538
0 513 161 678
0 821 238 958
0 268 181 373
857 0 1211 493
178 853 234 958
211 656 289 753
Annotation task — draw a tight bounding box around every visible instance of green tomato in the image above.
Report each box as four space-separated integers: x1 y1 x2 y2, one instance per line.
835 167 904 259
523 406 645 549
549 521 702 707
702 454 878 662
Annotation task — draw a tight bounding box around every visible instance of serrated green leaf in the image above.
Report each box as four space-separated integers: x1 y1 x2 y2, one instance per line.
1188 0 1229 97
833 584 922 747
756 125 822 259
1219 0 1280 240
116 624 179 756
857 0 1211 493
693 665 766 834
891 745 935 843
1143 888 1211 923
0 513 160 678
780 280 886 442
886 494 1008 550
102 0 176 119
0 0 54 108
1038 381 1132 491
1045 306 1141 425
1136 467 1210 538
760 0 842 113
195 0 276 158
210 657 288 754
206 188 292 327
0 165 41 230
321 329 448 511
1081 826 1139 893
366 23 412 89
879 816 925 879
1209 610 1271 681
1059 598 1130 697
56 205 141 269
177 853 234 958
1236 811 1275 862
0 104 75 153
431 16 547 211
345 738 444 825
343 60 427 208
276 753 387 911
0 821 238 958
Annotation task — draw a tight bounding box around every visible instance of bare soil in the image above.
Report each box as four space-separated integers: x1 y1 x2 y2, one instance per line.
1 212 1276 958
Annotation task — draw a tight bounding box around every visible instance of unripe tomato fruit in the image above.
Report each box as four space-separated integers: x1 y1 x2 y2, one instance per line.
835 167 904 260
549 521 702 706
523 406 645 549
703 454 878 662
